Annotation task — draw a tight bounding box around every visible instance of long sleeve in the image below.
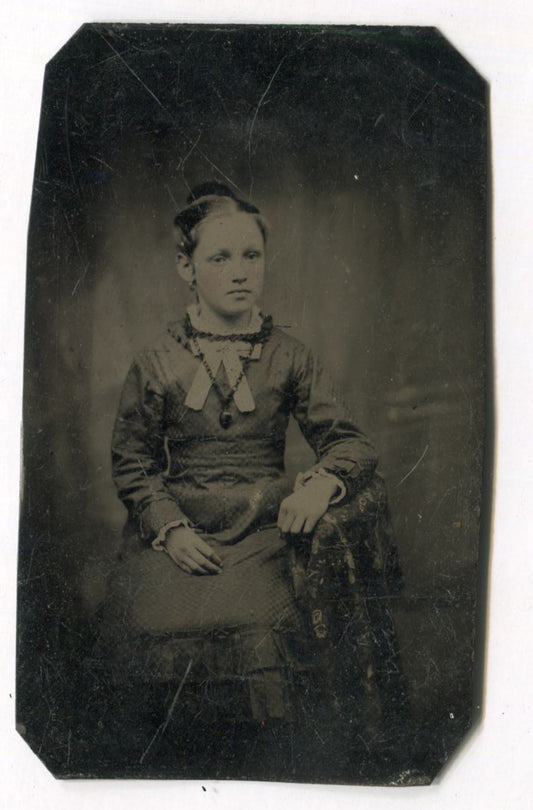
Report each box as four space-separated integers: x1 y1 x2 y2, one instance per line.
111 353 189 543
289 344 378 498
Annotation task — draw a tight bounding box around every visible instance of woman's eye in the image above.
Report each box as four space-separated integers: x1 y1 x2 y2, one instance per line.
210 255 227 264
245 251 261 261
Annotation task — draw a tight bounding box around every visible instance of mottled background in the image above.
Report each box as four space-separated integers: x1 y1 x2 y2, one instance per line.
19 24 488 777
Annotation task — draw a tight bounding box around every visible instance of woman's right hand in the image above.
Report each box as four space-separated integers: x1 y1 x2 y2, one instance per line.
163 527 223 575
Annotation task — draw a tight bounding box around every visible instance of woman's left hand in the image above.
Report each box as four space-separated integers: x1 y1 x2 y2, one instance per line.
277 476 339 536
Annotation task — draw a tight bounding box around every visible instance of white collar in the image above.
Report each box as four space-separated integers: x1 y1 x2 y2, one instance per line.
184 307 264 414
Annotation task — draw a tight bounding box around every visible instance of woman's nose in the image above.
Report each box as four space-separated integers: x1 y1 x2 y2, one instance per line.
231 264 248 283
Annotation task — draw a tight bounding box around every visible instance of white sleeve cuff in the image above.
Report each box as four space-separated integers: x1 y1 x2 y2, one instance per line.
151 518 195 551
294 468 347 505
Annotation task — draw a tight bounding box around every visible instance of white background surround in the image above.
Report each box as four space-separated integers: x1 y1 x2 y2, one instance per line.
1 1 531 808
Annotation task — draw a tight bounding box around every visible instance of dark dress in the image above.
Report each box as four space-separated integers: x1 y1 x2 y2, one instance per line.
96 316 400 739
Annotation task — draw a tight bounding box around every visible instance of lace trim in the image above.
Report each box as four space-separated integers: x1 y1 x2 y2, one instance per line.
183 312 274 344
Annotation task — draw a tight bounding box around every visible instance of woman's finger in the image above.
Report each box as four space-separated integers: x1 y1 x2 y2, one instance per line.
192 550 222 574
165 548 193 573
164 547 187 567
278 509 295 534
287 513 306 535
194 538 223 568
183 555 209 575
302 512 322 534
187 547 222 574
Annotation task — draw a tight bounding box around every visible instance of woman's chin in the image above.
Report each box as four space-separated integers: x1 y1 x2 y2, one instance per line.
197 296 260 328
219 302 256 319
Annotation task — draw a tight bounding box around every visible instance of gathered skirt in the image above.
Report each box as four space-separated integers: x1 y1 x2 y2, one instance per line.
93 524 313 721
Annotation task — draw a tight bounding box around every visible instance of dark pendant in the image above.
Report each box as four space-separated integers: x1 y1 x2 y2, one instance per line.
219 409 233 429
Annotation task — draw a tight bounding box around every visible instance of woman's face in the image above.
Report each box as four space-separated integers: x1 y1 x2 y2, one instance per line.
189 212 265 325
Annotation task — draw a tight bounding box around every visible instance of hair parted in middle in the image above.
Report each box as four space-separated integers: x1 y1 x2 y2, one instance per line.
173 182 270 257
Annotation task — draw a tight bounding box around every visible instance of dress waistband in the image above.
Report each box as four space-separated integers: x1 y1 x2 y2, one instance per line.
165 436 285 473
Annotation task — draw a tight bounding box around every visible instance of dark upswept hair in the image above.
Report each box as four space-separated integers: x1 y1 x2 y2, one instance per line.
173 182 269 257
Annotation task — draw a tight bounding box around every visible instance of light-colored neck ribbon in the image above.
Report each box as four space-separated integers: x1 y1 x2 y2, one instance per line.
184 306 263 413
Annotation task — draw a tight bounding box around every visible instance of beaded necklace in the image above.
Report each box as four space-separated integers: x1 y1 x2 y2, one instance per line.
183 312 273 344
189 336 252 429
181 312 273 429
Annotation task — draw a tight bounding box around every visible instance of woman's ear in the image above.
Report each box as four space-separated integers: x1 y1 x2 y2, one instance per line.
176 252 194 284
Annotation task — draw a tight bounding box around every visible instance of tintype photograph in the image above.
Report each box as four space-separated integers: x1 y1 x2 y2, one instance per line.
17 24 489 784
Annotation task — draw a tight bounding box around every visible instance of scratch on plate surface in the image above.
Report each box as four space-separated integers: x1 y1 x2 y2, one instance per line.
71 263 90 296
407 83 438 123
95 30 241 194
96 31 169 114
396 444 429 487
247 55 288 157
139 658 193 764
64 79 75 189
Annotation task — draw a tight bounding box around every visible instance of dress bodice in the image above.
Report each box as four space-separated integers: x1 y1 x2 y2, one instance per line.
112 318 378 544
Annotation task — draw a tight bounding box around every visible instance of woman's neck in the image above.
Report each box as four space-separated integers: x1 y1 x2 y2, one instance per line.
189 304 257 335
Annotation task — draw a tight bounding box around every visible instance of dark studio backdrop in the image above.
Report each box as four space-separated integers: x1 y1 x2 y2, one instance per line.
18 24 488 778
